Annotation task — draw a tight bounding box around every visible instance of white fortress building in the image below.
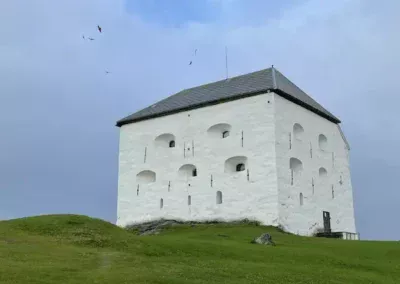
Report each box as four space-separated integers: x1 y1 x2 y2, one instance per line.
116 66 357 237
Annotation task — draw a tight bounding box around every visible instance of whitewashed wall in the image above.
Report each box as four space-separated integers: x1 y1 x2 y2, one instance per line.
117 92 279 227
273 94 357 236
116 91 357 237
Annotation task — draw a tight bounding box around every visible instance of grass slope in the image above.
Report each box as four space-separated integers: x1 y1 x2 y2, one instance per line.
0 215 399 284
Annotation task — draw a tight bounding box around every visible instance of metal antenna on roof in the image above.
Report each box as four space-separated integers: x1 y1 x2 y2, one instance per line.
271 64 277 89
225 46 229 80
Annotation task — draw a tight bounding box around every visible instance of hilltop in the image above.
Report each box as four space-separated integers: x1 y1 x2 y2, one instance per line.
0 214 399 283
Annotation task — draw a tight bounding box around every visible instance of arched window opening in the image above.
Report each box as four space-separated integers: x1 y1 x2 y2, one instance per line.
155 133 176 148
160 198 164 209
188 195 191 206
290 158 303 185
207 123 232 139
136 170 156 184
216 191 223 204
224 156 248 173
289 158 303 172
178 164 197 179
300 193 304 206
319 167 328 178
293 123 304 140
236 163 245 172
332 186 335 199
319 134 328 151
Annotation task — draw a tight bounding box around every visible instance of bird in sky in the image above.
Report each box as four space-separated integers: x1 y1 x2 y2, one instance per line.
88 37 95 41
97 25 102 33
82 35 85 40
194 49 197 56
189 61 192 65
105 70 111 74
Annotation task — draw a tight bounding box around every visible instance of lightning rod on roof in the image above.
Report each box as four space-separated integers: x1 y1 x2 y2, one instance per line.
225 46 229 80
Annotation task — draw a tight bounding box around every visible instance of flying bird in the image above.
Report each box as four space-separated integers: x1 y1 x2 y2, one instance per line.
189 61 192 65
97 25 102 33
194 49 197 56
82 35 85 39
88 37 95 41
105 70 111 74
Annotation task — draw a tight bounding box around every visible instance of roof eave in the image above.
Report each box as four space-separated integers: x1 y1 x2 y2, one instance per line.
116 88 272 127
116 88 341 127
273 89 341 124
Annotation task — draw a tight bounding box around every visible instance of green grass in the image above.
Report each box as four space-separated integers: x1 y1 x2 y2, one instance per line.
0 215 399 283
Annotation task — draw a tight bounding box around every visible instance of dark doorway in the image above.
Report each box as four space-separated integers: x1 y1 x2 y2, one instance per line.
323 211 331 233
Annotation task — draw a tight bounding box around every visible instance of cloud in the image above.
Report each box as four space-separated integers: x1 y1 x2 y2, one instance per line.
0 0 399 240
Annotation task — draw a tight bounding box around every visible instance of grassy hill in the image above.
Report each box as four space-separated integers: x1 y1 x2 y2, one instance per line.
0 215 399 283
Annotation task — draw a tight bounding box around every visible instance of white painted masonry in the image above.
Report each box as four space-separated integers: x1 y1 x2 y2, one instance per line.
116 91 357 236
273 95 356 235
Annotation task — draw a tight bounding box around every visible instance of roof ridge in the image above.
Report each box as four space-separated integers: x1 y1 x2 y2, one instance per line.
181 67 272 93
273 68 338 119
141 67 273 111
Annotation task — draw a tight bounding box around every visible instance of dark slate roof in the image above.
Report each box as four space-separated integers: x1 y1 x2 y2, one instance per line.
116 67 340 127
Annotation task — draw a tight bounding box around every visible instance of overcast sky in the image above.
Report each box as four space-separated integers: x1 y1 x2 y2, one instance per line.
0 0 399 240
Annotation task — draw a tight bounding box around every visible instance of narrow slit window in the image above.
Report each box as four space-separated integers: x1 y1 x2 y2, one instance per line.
312 178 314 195
188 195 191 206
160 198 164 209
169 140 175 148
192 168 197 177
291 169 294 185
300 193 303 206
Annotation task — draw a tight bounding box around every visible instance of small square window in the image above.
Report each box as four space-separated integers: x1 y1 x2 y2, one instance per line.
236 163 245 172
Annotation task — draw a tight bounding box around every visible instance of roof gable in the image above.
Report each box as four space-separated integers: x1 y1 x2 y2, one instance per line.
116 67 340 127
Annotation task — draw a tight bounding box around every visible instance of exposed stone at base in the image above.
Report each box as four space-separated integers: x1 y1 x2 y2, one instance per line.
251 233 276 246
127 220 183 235
125 218 261 236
